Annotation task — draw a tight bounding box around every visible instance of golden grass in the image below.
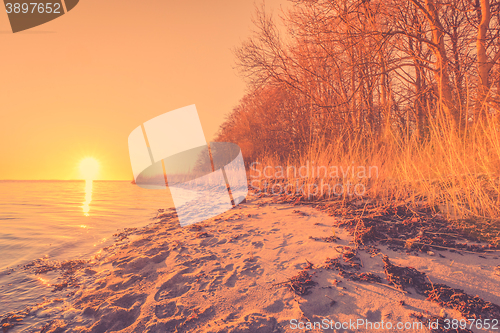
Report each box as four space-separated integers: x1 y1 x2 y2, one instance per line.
248 112 500 243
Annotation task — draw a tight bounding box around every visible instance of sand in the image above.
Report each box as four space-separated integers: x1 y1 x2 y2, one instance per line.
5 194 500 333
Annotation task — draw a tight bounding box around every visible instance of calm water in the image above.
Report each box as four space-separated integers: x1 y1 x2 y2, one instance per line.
0 180 174 317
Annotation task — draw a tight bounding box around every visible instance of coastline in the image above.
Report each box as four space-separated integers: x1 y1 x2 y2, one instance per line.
3 194 500 333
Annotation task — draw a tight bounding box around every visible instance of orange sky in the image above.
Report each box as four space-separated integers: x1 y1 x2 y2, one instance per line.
0 0 289 180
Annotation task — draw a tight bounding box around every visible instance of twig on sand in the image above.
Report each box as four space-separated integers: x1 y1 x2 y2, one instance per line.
427 276 435 293
334 245 346 253
353 203 368 249
424 231 463 239
373 282 408 294
270 269 317 295
384 238 500 255
269 280 291 289
325 295 336 306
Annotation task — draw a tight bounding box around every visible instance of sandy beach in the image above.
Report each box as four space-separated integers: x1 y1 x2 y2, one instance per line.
4 0 500 332
2 193 500 333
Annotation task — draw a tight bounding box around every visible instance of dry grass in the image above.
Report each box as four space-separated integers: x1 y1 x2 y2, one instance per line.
248 112 500 243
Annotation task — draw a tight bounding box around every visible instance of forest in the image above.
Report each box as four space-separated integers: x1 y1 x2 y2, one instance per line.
216 0 500 229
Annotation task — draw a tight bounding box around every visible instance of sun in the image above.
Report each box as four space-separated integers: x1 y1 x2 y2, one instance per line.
79 157 100 180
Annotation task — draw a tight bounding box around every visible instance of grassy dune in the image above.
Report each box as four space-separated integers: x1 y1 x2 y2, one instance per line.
247 113 500 245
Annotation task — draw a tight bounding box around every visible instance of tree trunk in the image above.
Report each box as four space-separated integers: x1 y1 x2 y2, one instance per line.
476 0 492 118
424 0 457 125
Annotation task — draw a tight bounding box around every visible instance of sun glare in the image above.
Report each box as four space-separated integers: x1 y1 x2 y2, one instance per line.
79 157 100 180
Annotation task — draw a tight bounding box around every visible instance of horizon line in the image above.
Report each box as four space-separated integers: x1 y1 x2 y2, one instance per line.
0 179 132 181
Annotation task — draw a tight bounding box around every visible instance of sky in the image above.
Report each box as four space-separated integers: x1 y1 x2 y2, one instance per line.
0 0 289 180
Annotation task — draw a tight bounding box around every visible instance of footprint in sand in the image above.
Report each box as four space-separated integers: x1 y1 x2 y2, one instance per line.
156 282 191 301
207 275 224 290
208 313 277 333
252 241 264 248
241 260 263 277
84 292 147 332
199 237 220 247
112 293 147 310
108 274 144 291
264 300 285 313
223 269 238 287
155 301 177 319
154 268 194 302
114 254 162 274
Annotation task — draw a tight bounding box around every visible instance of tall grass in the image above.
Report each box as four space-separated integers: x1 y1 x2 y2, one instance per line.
248 111 500 224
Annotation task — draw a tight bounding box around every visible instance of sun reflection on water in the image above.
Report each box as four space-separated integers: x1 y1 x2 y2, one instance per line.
82 180 93 216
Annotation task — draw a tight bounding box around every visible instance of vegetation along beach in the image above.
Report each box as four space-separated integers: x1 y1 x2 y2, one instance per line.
2 0 500 332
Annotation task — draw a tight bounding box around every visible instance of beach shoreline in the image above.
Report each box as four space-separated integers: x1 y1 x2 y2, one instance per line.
3 194 500 333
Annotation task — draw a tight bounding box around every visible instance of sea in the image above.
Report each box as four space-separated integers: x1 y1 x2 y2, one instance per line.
0 180 174 318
